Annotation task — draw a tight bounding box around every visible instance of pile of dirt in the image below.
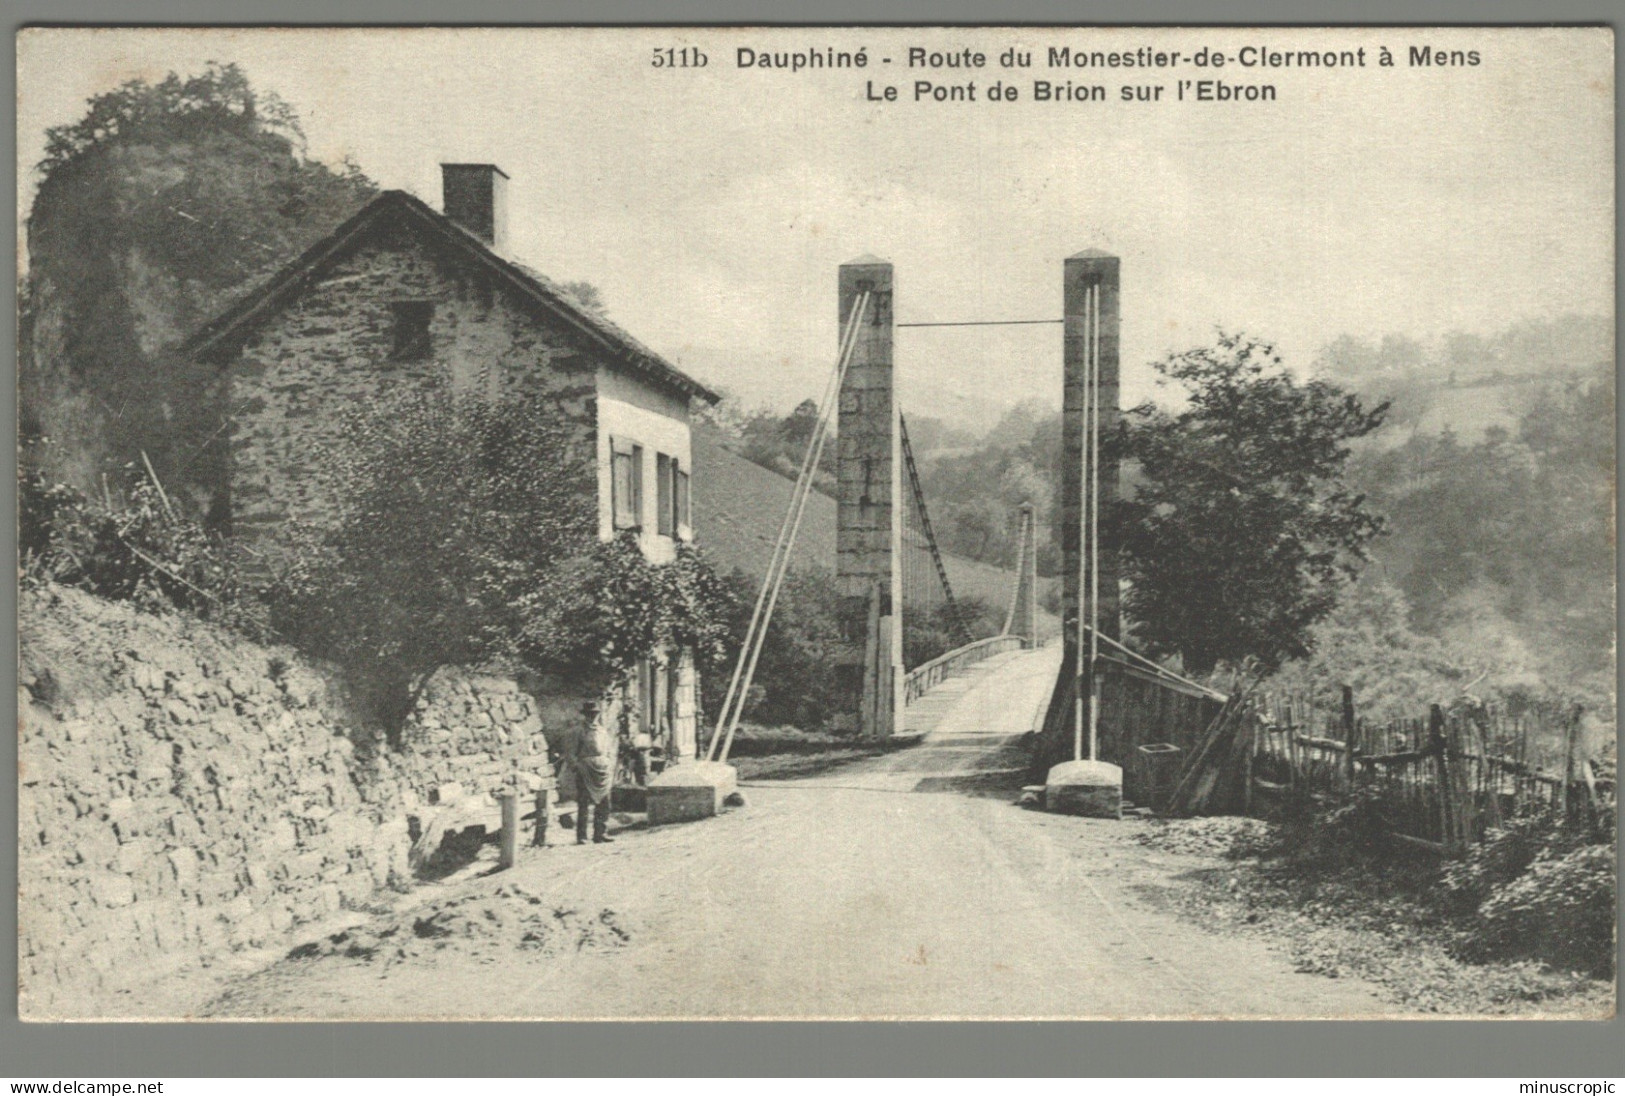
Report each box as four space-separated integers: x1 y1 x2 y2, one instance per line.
286 884 631 967
1135 815 1611 1015
1134 816 1272 859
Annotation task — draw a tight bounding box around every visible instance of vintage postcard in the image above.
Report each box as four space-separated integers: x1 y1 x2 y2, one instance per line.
15 26 1615 1021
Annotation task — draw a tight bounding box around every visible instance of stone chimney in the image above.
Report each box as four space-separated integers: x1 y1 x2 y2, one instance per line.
440 163 508 250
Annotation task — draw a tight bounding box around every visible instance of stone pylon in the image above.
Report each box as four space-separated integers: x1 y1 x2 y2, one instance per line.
1038 250 1123 767
834 256 902 739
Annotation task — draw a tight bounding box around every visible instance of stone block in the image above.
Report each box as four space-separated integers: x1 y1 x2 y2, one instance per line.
89 872 136 909
645 761 737 827
337 870 374 906
1044 761 1123 819
111 839 151 876
266 818 298 852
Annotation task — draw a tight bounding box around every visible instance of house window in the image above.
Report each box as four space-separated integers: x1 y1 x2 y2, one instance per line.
653 453 690 540
612 438 643 530
389 300 433 360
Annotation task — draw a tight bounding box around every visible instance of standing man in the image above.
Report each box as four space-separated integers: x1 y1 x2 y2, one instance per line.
571 697 617 845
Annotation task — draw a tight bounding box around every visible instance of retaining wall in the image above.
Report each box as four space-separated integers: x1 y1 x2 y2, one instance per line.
18 584 555 1018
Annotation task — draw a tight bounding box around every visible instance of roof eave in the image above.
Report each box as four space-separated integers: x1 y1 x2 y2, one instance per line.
184 190 724 406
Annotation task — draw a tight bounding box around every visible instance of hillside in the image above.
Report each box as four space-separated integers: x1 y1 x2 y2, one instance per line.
691 425 1059 639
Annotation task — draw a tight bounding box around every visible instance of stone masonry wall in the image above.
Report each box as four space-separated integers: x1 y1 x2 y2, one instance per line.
226 217 602 560
18 584 556 1019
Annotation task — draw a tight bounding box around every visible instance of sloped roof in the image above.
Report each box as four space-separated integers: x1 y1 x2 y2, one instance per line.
182 189 720 404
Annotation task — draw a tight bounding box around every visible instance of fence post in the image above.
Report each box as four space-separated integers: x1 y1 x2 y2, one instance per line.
497 788 519 870
1285 699 1298 790
1428 704 1452 850
1243 713 1256 815
1341 685 1357 788
1560 703 1583 825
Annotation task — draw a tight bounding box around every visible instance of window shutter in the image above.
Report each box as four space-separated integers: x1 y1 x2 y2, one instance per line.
630 444 644 529
611 437 637 530
657 453 675 537
676 466 692 536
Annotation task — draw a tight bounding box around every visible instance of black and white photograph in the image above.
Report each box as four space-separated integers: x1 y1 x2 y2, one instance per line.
14 26 1616 1023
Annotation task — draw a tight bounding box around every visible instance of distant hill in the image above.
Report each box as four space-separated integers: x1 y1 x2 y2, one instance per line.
691 425 1060 639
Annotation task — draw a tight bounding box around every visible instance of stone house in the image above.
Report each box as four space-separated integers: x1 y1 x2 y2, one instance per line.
184 163 721 768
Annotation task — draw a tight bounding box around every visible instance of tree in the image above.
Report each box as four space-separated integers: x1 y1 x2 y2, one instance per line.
559 280 606 314
1115 332 1388 675
269 385 738 744
269 387 598 740
1264 575 1471 722
1345 361 1614 703
734 399 837 494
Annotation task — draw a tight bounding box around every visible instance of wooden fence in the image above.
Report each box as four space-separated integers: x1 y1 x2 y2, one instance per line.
1248 690 1616 850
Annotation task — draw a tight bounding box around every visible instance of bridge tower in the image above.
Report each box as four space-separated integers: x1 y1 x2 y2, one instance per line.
835 256 903 739
1008 502 1040 647
1040 250 1123 761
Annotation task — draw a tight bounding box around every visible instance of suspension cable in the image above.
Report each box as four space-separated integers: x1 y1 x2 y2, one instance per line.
1074 284 1094 764
1001 505 1030 637
706 291 869 762
1088 281 1103 763
896 319 1064 328
898 411 974 647
711 292 872 764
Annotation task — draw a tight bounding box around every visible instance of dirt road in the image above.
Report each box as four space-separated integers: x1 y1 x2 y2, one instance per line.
204 649 1399 1020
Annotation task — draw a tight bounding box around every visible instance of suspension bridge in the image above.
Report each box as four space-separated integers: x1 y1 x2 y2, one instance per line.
705 251 1226 808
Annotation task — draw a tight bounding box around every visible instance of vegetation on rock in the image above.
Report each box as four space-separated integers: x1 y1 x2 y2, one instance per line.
21 62 375 505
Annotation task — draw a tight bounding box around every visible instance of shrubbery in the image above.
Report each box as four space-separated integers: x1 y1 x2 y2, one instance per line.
1471 841 1616 977
1264 787 1616 979
266 387 736 743
21 463 255 628
1272 784 1398 872
23 387 742 751
1437 813 1616 977
706 567 847 731
514 536 737 696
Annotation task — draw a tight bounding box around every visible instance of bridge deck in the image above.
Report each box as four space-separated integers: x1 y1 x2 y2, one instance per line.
900 646 1061 740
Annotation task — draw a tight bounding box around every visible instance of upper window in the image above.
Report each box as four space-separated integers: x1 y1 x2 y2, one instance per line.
655 453 691 540
389 301 433 361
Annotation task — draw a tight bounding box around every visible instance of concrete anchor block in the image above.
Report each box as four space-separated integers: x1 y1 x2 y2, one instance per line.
1044 760 1123 819
645 761 738 827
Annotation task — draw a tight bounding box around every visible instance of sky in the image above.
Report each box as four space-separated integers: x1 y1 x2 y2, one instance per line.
16 27 1614 429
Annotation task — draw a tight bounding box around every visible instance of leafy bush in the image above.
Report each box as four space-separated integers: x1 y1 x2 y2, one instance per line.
267 387 597 738
1439 813 1580 914
515 536 737 695
703 567 847 732
20 464 249 624
1471 841 1616 977
1273 783 1397 871
269 387 736 744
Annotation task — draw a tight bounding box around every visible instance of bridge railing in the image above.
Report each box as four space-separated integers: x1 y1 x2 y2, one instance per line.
903 634 1028 706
